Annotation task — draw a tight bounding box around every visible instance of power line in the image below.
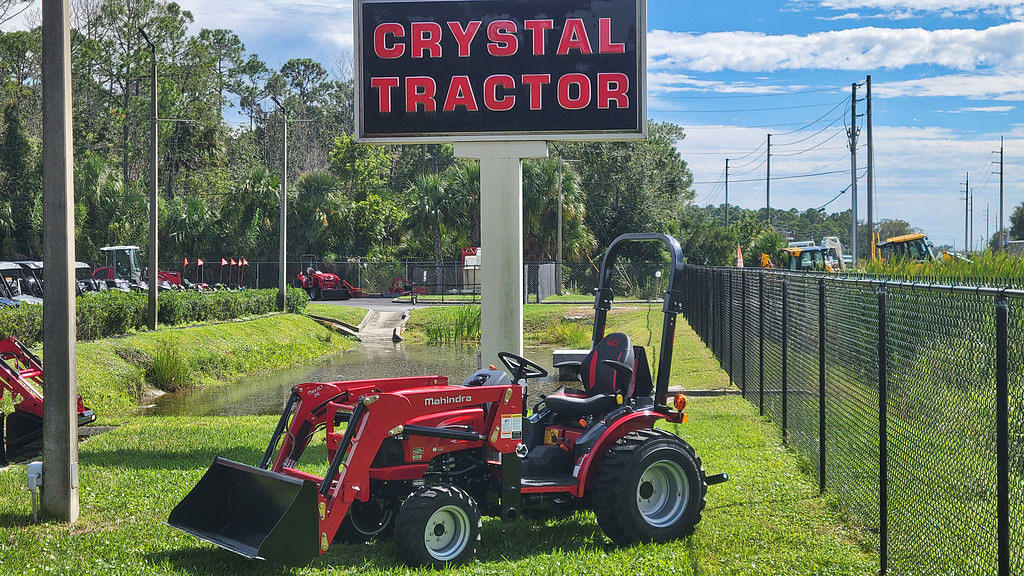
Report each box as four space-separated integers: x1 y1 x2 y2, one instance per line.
775 96 852 136
653 86 841 99
652 99 850 114
692 168 855 185
771 129 848 157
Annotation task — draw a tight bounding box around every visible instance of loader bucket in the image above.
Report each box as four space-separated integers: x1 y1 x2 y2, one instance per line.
168 457 319 566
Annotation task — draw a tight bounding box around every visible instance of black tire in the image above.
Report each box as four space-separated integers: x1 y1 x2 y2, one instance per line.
394 484 481 568
334 498 395 543
591 429 706 544
311 286 321 301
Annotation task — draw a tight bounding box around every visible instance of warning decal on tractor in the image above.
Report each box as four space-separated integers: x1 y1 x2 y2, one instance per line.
500 414 522 440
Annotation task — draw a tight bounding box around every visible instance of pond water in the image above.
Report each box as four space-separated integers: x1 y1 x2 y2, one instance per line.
150 342 566 417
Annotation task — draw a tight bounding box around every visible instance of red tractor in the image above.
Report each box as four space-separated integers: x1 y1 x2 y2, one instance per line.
169 233 726 567
0 337 96 464
92 246 182 291
295 255 352 301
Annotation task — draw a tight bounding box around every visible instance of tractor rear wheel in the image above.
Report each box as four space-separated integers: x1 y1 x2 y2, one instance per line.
394 484 481 568
591 429 705 544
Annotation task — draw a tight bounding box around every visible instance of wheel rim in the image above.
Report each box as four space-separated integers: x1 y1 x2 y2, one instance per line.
635 459 689 528
423 505 471 561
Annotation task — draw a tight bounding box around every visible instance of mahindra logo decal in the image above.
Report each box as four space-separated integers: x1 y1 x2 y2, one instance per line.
425 394 472 406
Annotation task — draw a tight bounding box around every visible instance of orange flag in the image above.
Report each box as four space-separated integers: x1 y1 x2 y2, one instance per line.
197 258 204 266
221 258 228 266
736 245 744 268
242 258 248 266
184 257 189 267
230 258 237 266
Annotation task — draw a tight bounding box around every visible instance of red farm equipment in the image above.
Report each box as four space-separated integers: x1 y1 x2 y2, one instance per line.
0 337 96 464
168 233 727 567
92 246 182 291
295 255 352 301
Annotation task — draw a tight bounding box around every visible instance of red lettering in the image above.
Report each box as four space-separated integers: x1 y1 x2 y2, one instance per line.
558 74 591 110
557 19 592 55
599 18 625 54
597 73 629 109
447 21 482 57
483 75 515 111
370 77 400 113
410 22 442 58
523 19 554 55
522 74 551 111
406 77 437 112
443 76 478 112
487 20 518 56
374 23 405 59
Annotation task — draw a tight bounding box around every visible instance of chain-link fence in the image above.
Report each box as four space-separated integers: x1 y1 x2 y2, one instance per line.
684 265 1022 575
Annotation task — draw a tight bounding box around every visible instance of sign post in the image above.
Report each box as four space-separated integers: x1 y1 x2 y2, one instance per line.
355 0 646 366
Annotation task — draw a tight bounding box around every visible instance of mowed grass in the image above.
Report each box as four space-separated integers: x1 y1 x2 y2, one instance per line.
306 303 370 327
0 308 876 574
0 399 875 575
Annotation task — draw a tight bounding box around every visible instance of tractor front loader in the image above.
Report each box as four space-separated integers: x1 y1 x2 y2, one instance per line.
0 337 96 463
168 233 728 567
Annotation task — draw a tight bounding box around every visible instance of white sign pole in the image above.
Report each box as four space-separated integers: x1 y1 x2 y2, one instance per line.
455 141 548 367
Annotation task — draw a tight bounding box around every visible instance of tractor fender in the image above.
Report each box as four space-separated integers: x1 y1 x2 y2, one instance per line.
572 410 661 498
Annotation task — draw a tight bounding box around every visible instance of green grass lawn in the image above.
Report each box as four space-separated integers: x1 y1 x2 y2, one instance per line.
0 307 877 574
306 303 370 327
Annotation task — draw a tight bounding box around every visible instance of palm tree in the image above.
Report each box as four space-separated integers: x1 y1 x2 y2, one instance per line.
406 172 467 287
523 156 596 262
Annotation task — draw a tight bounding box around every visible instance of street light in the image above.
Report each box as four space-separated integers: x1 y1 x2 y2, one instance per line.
139 27 158 330
271 95 287 312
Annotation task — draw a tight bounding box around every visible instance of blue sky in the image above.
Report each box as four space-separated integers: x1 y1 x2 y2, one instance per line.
13 0 1024 248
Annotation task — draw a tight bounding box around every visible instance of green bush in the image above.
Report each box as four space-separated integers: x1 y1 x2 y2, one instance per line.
147 342 191 392
425 306 481 345
0 288 309 347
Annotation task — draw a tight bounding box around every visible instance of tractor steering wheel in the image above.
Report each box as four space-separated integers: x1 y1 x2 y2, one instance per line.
497 352 548 383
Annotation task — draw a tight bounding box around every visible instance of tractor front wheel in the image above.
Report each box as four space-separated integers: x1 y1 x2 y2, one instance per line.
394 484 481 568
591 429 706 544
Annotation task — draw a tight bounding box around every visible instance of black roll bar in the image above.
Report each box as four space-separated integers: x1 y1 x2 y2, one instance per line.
592 233 685 408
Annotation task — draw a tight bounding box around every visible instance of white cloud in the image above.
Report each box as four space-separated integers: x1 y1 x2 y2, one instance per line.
874 73 1024 99
648 72 812 96
648 22 1024 73
960 105 1016 111
816 0 1022 11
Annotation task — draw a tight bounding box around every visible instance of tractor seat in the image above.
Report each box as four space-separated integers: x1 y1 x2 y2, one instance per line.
544 333 635 419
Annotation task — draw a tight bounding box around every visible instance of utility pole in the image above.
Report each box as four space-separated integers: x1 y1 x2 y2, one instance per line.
724 158 730 227
272 96 288 312
140 28 158 330
41 0 79 522
556 156 563 295
997 136 1005 249
766 134 772 226
866 75 874 260
848 82 859 267
970 187 975 253
986 203 990 248
962 173 970 253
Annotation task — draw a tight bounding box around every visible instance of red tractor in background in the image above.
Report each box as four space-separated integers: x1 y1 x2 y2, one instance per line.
169 233 727 567
0 337 96 464
92 246 182 291
294 254 355 300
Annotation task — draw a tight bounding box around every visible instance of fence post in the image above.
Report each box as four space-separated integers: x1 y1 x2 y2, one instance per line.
877 284 889 576
729 271 734 386
758 273 765 416
741 271 747 396
996 293 1009 576
781 278 788 443
818 278 826 494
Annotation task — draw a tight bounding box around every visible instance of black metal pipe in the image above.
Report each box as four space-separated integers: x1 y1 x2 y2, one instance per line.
320 398 366 496
729 270 734 385
818 278 826 494
781 279 788 443
741 271 747 396
259 391 300 469
759 274 765 416
996 293 1009 576
877 286 888 575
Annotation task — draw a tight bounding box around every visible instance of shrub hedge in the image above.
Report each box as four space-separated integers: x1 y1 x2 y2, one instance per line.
0 287 308 346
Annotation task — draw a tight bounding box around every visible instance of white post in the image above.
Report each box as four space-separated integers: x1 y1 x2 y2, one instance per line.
455 141 548 368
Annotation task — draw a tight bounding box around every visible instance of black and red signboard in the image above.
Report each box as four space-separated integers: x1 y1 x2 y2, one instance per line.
355 0 646 142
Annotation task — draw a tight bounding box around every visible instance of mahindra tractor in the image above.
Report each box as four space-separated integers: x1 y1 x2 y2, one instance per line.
295 254 352 300
169 233 727 567
92 245 182 291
